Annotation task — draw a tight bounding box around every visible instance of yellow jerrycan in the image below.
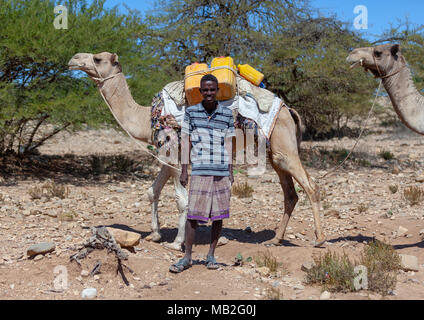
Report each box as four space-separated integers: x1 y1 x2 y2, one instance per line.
185 62 209 106
211 56 237 101
238 64 264 87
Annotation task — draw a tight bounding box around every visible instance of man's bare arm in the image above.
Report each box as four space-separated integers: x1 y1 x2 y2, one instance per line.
180 133 191 187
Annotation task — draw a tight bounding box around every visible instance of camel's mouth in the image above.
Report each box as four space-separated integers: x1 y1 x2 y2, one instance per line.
68 63 85 70
349 59 364 69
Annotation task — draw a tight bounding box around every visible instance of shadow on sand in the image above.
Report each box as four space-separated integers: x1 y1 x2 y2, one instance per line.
102 223 303 247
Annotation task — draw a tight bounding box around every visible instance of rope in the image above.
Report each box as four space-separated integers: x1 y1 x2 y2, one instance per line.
318 80 383 179
91 56 182 172
184 66 238 80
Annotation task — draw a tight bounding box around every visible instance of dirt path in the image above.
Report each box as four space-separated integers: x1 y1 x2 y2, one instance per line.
1 105 424 300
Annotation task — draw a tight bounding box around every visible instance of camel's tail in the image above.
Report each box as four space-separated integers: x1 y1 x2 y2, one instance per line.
288 107 302 149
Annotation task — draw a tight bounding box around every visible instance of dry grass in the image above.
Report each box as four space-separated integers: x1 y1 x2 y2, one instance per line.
58 211 77 221
254 250 281 273
232 182 254 198
28 181 69 200
44 181 69 199
403 186 424 206
264 287 283 300
357 204 368 214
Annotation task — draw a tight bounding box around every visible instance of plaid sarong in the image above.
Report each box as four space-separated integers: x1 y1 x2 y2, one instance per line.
187 175 231 223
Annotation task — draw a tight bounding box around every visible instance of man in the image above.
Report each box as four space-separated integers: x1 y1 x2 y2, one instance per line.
169 74 235 273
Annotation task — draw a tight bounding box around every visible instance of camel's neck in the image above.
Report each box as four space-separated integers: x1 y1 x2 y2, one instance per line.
383 63 424 135
98 74 152 143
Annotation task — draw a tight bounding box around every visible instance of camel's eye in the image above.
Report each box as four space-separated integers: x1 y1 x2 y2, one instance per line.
374 51 382 58
94 58 101 64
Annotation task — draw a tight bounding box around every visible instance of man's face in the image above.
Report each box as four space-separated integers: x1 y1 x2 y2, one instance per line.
200 80 218 104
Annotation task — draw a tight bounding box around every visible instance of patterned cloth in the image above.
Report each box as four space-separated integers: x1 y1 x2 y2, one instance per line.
151 92 181 150
187 175 231 223
181 102 235 176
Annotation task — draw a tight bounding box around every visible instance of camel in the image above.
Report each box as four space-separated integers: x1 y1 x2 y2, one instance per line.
68 52 326 250
347 43 424 136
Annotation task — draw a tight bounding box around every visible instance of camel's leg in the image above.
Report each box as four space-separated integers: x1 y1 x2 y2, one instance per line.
267 108 325 247
266 163 298 245
146 165 172 242
270 150 325 246
163 169 188 251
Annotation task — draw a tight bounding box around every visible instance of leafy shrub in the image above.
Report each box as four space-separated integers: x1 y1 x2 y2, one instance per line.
305 251 355 293
379 151 395 161
360 240 400 295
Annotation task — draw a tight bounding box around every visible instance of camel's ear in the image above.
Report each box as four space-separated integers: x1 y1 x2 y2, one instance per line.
111 53 119 65
391 44 400 57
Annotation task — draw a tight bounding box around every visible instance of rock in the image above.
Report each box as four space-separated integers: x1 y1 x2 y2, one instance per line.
301 261 315 272
81 288 97 299
419 229 424 238
295 233 306 240
392 166 400 174
256 267 270 277
397 226 408 237
106 227 140 247
80 270 90 277
27 242 55 257
34 255 44 261
399 254 419 272
320 291 331 300
293 284 305 290
287 234 295 240
217 236 229 246
415 176 424 183
244 227 252 233
336 178 348 185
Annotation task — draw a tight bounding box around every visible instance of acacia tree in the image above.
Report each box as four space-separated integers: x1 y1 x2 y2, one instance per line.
146 0 377 138
376 22 424 91
0 0 159 155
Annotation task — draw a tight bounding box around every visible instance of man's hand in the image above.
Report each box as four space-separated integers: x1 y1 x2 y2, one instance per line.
180 165 189 188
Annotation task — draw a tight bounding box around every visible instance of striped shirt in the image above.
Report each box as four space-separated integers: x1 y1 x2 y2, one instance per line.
181 102 235 176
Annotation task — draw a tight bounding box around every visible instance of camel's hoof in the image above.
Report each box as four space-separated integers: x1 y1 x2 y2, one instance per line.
264 238 283 247
163 241 183 252
313 237 326 248
146 232 161 243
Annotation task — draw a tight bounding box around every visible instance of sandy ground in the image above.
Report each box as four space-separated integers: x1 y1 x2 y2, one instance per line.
1 101 424 301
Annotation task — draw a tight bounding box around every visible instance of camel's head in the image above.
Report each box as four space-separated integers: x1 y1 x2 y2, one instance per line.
347 44 405 78
68 52 121 80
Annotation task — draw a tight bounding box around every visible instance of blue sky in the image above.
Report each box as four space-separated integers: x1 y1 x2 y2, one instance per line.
104 0 424 40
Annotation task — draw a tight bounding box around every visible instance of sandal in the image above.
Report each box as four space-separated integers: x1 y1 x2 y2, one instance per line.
206 255 220 270
169 257 192 273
